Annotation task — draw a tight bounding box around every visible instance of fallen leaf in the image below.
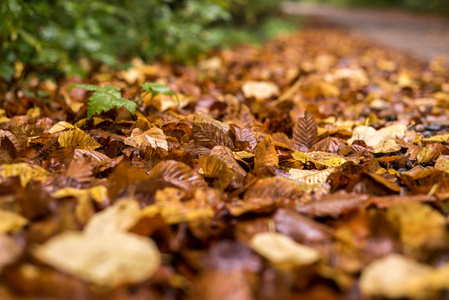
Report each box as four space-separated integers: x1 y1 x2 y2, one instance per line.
359 254 433 299
0 209 27 233
242 81 279 99
250 232 320 266
34 231 160 287
58 129 100 150
293 110 318 152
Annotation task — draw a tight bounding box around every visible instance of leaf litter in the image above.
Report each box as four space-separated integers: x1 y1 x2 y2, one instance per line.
1 25 449 299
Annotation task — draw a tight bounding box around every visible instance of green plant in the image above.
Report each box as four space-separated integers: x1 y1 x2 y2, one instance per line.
140 82 179 102
68 84 137 119
69 82 178 119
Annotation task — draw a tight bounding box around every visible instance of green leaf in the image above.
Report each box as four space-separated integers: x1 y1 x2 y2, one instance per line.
140 82 178 98
68 84 103 92
71 84 136 119
87 90 136 119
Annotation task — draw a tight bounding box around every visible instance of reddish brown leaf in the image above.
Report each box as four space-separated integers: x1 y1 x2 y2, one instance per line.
293 110 318 152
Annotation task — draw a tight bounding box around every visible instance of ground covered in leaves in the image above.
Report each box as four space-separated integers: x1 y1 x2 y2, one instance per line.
1 25 449 299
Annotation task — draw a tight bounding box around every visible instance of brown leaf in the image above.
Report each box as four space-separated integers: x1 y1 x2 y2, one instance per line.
193 121 235 150
254 135 278 174
293 110 318 152
148 160 207 190
210 145 247 177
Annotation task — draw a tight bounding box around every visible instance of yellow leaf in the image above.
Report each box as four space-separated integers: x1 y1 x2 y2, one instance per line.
387 202 446 254
360 254 432 299
34 231 160 287
435 155 449 172
292 151 346 169
142 188 213 224
0 210 27 233
0 163 48 187
53 186 109 225
372 138 401 154
289 168 334 186
421 134 449 144
49 121 75 134
58 129 100 150
84 199 141 235
250 232 320 266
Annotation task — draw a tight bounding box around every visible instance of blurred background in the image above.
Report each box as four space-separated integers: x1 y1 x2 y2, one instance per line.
1 0 448 86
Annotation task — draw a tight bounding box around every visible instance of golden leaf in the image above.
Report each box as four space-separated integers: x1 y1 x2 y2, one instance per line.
435 155 449 172
53 186 109 224
0 210 27 233
387 202 446 254
421 134 449 144
125 127 168 151
292 151 346 169
250 232 320 266
49 121 75 134
142 187 214 224
0 163 48 187
58 129 100 150
84 199 141 235
360 254 432 299
34 231 160 287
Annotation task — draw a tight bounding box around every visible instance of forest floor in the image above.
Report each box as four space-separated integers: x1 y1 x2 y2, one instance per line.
283 1 449 62
1 8 449 300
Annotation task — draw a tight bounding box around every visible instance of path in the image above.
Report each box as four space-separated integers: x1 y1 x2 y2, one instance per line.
282 2 449 62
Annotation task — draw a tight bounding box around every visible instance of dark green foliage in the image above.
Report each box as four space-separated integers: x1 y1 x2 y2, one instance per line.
1 0 287 85
140 82 178 101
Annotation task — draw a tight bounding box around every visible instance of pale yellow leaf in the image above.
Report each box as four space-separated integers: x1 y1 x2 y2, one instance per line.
372 138 401 154
242 81 279 99
360 254 432 299
49 121 75 134
250 232 320 266
435 155 449 172
292 151 346 169
84 199 141 235
34 231 160 287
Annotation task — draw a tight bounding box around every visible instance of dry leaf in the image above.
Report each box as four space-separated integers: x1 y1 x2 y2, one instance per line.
293 110 318 152
193 121 235 150
254 135 278 174
0 209 27 233
292 151 346 169
84 199 141 235
242 81 279 99
372 138 401 154
387 202 447 254
34 231 160 287
210 145 247 177
0 163 48 187
250 232 320 266
360 254 432 299
58 129 100 150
